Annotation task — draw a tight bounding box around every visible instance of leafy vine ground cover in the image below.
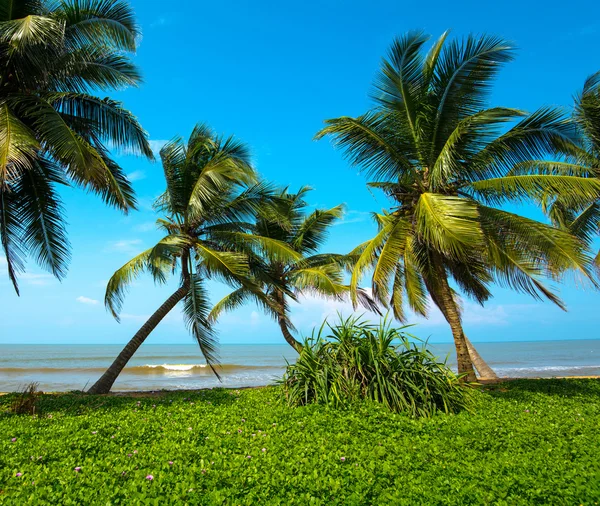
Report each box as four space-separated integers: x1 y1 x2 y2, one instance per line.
1 379 599 505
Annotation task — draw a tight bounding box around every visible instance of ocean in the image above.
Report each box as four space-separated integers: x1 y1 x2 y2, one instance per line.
1 340 599 392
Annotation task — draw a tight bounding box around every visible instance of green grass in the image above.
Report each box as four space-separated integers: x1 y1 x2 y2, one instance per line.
1 379 599 505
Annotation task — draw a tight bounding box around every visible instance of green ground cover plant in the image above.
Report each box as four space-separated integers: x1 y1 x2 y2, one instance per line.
1 379 599 505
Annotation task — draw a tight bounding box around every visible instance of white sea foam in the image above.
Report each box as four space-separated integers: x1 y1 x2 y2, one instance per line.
144 364 207 371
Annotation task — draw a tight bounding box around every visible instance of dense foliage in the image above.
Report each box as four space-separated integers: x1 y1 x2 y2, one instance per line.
0 380 599 504
0 0 151 292
542 71 600 263
209 187 377 353
280 316 470 417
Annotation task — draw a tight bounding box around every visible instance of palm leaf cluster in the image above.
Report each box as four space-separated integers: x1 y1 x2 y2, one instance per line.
539 72 600 265
0 0 151 293
280 315 471 417
317 31 599 379
209 186 378 352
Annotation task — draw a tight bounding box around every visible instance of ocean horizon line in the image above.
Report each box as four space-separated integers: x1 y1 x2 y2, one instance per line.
1 338 600 346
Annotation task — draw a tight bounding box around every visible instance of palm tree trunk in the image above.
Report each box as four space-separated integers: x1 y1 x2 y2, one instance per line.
424 263 477 382
274 291 303 353
87 284 189 394
277 314 303 353
465 336 498 379
425 267 497 379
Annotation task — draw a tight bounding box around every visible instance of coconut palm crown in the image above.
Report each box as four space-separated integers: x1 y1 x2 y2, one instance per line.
0 0 152 293
317 31 599 381
539 71 600 265
209 186 379 352
88 124 300 394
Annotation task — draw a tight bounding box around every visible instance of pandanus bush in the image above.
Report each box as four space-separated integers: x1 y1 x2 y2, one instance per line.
280 315 471 418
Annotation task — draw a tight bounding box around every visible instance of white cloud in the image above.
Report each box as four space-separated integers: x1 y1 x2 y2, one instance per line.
334 210 371 226
127 170 146 182
120 313 150 323
250 311 260 325
137 195 161 212
134 221 156 232
21 273 54 286
76 296 99 305
105 239 143 255
148 139 169 155
290 292 537 332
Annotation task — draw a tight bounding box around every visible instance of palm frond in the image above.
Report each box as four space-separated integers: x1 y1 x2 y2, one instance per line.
208 287 253 324
469 175 600 209
467 107 577 180
0 13 63 50
316 112 417 181
14 157 70 279
349 215 395 305
403 236 429 317
57 0 140 52
105 235 187 319
0 103 39 185
428 34 515 164
291 204 345 253
183 271 220 378
371 217 410 303
414 193 483 259
45 92 152 158
0 186 26 293
568 203 600 244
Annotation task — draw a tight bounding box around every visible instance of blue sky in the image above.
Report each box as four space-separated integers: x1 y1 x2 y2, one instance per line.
1 0 600 345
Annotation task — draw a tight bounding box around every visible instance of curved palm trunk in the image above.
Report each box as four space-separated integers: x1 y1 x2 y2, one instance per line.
274 291 303 353
465 336 498 380
87 284 189 394
277 314 303 353
424 264 477 382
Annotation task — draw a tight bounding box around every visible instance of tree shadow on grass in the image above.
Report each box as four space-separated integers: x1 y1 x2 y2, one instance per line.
0 387 247 419
482 378 600 401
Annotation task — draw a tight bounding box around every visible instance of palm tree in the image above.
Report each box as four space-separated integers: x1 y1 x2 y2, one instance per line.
536 72 600 262
209 187 378 353
88 125 298 394
317 32 599 381
0 0 151 293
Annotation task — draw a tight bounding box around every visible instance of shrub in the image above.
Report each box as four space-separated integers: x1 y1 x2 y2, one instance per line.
280 315 471 417
10 382 42 416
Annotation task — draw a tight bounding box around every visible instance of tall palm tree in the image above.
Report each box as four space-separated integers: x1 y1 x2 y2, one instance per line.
0 0 151 293
88 125 298 394
536 72 600 261
209 187 378 353
317 31 599 381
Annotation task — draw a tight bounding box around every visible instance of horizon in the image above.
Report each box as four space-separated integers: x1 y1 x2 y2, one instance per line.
2 0 600 348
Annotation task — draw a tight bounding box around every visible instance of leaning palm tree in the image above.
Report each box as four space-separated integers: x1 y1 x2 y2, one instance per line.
209 187 378 353
88 125 297 394
317 31 599 381
0 0 151 293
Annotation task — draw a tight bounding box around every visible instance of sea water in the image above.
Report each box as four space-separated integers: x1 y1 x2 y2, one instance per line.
0 340 599 392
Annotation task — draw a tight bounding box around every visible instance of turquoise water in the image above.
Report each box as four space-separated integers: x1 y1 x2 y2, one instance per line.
1 340 599 392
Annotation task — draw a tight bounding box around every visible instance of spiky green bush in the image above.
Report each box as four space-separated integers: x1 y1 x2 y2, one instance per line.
280 316 471 417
